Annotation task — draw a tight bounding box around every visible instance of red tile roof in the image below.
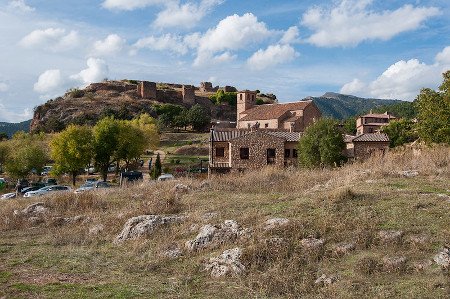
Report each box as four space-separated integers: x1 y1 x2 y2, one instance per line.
240 101 312 121
352 133 390 142
211 130 301 142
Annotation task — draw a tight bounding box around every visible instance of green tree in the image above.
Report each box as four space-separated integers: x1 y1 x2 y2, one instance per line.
5 143 48 179
298 118 345 168
415 71 450 144
342 117 357 135
382 119 418 147
0 143 9 173
93 117 120 181
0 132 8 141
151 153 162 179
187 104 210 131
115 121 146 171
130 113 159 149
50 125 94 186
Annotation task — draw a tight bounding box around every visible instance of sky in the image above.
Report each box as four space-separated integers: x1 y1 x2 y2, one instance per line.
0 0 449 122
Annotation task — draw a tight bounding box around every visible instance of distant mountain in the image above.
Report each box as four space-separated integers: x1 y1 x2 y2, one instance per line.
0 119 31 137
306 92 404 119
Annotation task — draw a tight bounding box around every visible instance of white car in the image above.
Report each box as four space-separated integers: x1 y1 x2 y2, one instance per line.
157 174 174 181
24 185 72 197
74 181 111 194
1 192 16 200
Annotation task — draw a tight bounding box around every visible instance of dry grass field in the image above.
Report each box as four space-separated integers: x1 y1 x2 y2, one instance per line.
0 145 449 298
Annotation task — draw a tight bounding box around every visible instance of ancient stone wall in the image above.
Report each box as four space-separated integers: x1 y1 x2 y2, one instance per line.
137 81 156 99
182 85 196 105
200 82 213 92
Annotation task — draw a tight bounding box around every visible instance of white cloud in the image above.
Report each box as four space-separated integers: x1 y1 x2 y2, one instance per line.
19 28 81 52
70 58 109 86
247 44 298 71
280 26 300 44
132 34 192 55
0 82 9 92
194 13 273 66
340 46 450 100
212 52 236 64
102 0 165 11
302 0 440 47
93 34 126 56
154 0 223 29
7 0 35 12
0 103 32 123
33 69 63 94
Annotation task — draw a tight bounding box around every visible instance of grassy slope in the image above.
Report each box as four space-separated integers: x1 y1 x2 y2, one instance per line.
0 145 449 298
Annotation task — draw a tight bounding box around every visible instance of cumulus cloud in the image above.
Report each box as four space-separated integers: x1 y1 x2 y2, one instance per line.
131 34 194 55
7 0 35 12
0 82 9 92
154 0 223 29
247 44 298 71
194 13 273 66
33 69 63 94
19 28 81 52
280 26 300 44
102 0 165 11
340 46 450 100
0 103 32 123
70 58 109 86
302 0 440 47
93 34 126 56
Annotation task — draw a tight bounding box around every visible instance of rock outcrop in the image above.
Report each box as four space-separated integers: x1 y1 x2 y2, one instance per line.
204 247 245 278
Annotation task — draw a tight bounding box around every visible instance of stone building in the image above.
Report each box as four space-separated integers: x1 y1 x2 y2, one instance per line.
209 129 300 172
200 82 215 92
236 90 321 132
356 112 396 135
344 133 390 160
137 81 156 99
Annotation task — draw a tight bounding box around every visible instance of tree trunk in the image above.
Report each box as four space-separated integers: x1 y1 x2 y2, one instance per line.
72 172 76 186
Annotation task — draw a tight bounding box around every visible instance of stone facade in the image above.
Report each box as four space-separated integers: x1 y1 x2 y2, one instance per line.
344 133 390 160
137 81 157 99
356 112 396 135
182 85 196 104
200 82 214 92
209 130 300 172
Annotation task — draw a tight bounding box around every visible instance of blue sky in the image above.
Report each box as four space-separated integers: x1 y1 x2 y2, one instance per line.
0 0 449 122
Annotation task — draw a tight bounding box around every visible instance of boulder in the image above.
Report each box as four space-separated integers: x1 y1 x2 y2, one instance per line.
382 256 407 272
315 274 338 286
114 214 184 244
433 247 450 269
300 237 325 252
19 202 48 216
205 247 245 278
162 248 183 259
185 220 250 251
332 242 356 256
264 218 290 230
377 230 403 245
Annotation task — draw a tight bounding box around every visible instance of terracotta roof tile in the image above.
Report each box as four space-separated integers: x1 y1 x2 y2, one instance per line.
361 113 396 119
211 130 301 142
240 101 312 121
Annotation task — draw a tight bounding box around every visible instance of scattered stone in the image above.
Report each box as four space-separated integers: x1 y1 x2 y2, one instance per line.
89 224 105 235
51 215 89 226
315 274 338 286
264 237 285 247
202 212 219 221
400 170 419 177
264 218 289 230
19 202 48 216
377 230 403 245
205 247 245 278
407 235 428 246
413 260 432 272
199 180 211 190
162 247 183 259
433 246 450 269
300 237 325 252
332 242 356 256
185 220 250 251
114 214 185 244
171 184 189 194
382 256 407 272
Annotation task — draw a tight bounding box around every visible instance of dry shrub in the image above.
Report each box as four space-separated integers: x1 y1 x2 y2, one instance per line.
46 192 111 214
356 256 379 275
327 186 357 204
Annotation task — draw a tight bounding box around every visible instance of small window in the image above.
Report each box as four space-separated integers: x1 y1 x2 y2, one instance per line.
284 149 290 158
240 148 249 159
293 149 298 158
267 148 276 164
265 123 269 128
216 147 225 157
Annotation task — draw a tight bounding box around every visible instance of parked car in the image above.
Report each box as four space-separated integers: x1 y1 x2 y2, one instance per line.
20 186 42 196
74 181 112 194
157 173 174 181
23 185 72 197
1 192 16 200
121 171 143 182
41 165 53 176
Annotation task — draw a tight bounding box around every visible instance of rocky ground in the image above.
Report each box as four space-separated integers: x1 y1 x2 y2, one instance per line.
0 145 449 298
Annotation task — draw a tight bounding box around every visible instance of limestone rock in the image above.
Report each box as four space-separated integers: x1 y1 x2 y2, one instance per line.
114 214 184 244
19 202 48 216
28 216 44 226
185 220 250 251
171 184 189 194
264 218 290 230
406 235 428 246
413 260 432 272
382 256 407 272
205 247 245 278
332 242 356 256
315 274 338 286
89 224 105 235
162 248 183 259
377 230 403 245
300 237 325 252
434 247 450 269
52 215 88 226
400 170 419 177
202 212 219 221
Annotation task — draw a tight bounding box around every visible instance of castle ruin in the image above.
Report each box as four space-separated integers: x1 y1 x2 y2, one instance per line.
182 85 196 104
137 81 156 99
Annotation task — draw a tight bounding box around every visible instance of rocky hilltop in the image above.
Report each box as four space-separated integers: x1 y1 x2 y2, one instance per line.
30 80 242 132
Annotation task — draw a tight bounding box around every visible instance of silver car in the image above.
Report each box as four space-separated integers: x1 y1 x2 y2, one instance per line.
74 181 111 194
24 185 72 197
